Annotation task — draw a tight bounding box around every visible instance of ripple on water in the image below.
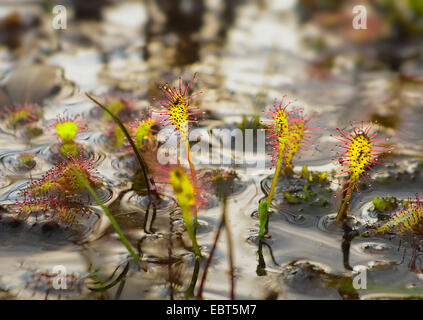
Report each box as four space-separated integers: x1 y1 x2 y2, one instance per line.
317 213 362 234
79 185 114 206
0 177 113 205
275 260 358 299
111 154 138 178
283 210 315 227
0 174 11 190
81 130 125 154
0 150 40 175
0 180 30 202
0 209 99 245
352 240 397 256
121 191 177 212
39 143 104 166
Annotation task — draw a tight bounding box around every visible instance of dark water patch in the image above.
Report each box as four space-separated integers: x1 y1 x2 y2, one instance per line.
121 191 176 212
352 240 397 256
0 6 41 50
317 213 362 235
0 150 39 175
145 0 205 66
111 154 138 178
0 215 82 247
73 0 111 20
276 260 358 299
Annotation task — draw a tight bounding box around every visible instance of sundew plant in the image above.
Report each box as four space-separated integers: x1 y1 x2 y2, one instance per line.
257 97 315 237
1 103 42 129
332 121 390 222
130 111 156 150
154 74 203 225
370 194 423 236
51 113 87 158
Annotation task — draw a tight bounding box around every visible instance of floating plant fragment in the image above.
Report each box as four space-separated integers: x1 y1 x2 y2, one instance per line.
372 195 398 212
282 166 331 207
13 152 36 172
332 121 391 222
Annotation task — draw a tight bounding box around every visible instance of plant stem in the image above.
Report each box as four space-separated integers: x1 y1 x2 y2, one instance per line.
256 239 266 276
197 194 235 299
182 207 202 258
196 207 225 299
185 258 200 300
184 138 199 226
336 181 355 222
168 211 174 300
258 149 283 238
267 150 283 205
70 165 147 271
223 198 235 300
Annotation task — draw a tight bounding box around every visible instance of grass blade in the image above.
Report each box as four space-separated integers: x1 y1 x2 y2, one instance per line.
85 93 157 200
69 164 147 272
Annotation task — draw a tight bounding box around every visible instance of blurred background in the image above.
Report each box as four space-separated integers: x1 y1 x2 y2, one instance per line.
0 0 422 142
1 0 422 156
